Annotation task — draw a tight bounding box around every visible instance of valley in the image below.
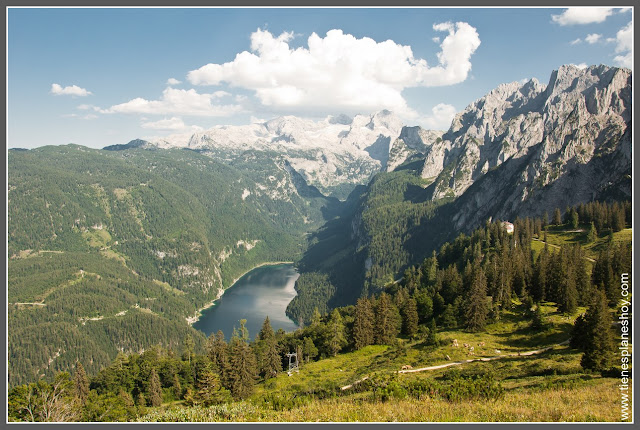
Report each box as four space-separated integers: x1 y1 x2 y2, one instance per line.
7 64 632 422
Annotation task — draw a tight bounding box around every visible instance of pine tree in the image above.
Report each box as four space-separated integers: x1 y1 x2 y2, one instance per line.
302 337 318 363
586 221 597 243
172 374 182 400
194 364 231 406
570 209 579 229
401 297 419 337
209 330 230 388
353 297 375 349
553 208 563 225
440 304 457 328
327 309 347 356
74 361 89 405
579 290 616 373
228 321 258 400
558 249 578 314
256 317 281 379
426 318 438 345
465 263 489 332
148 369 162 407
374 292 399 345
183 334 195 366
611 204 626 232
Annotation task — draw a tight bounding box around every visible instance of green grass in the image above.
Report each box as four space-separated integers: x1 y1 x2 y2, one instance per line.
137 298 632 422
535 226 631 261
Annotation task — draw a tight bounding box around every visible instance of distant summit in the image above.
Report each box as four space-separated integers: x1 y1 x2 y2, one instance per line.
103 139 152 151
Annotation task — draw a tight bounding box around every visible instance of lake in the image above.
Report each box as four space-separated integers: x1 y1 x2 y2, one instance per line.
193 263 300 340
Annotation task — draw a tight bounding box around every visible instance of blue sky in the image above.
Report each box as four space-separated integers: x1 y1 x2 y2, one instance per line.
7 7 633 149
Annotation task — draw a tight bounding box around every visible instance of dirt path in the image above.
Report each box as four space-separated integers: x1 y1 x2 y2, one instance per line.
340 339 571 390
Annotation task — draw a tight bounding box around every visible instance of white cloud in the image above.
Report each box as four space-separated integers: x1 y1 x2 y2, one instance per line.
585 33 601 44
62 113 98 120
141 116 203 131
613 21 633 69
570 63 589 70
187 25 480 115
103 87 243 117
166 78 182 85
50 83 92 97
570 38 582 45
420 103 457 130
551 7 614 25
432 36 440 43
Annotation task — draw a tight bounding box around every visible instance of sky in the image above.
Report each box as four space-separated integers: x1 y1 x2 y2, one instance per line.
7 7 634 149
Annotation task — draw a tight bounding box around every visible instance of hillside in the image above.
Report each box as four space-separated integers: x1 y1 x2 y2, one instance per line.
9 218 631 422
7 145 340 386
287 65 632 324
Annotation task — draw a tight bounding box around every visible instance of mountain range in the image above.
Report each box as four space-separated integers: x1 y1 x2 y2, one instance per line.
8 64 632 384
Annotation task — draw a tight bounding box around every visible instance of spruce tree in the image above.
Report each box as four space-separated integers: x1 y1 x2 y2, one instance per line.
228 322 258 400
148 369 162 407
302 337 318 363
194 364 231 406
74 361 89 405
172 374 182 400
465 263 489 332
209 330 230 388
579 290 616 373
586 221 597 243
256 317 281 379
553 208 563 225
426 318 438 345
374 292 399 345
327 309 347 356
440 304 458 328
183 334 195 366
401 297 419 337
353 297 375 349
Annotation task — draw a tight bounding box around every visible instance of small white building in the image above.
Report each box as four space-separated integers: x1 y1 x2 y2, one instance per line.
502 221 514 234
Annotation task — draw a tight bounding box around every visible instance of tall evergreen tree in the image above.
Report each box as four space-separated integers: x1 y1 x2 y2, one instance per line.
194 364 231 406
553 208 563 225
148 369 162 407
327 309 347 356
228 321 257 400
182 334 195 366
353 297 375 349
374 292 399 345
579 290 616 372
586 221 598 243
426 318 438 345
74 362 89 405
256 317 282 379
401 297 419 337
302 337 318 363
208 330 230 388
465 263 489 332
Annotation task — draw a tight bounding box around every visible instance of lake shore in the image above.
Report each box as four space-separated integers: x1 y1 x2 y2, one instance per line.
185 261 294 326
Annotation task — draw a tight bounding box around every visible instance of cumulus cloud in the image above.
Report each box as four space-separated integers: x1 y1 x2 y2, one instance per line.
141 116 203 131
613 21 633 69
187 25 480 115
62 113 98 120
420 103 457 130
551 7 614 25
585 33 601 44
570 63 589 70
103 87 243 117
166 78 182 85
50 83 92 97
570 38 582 45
